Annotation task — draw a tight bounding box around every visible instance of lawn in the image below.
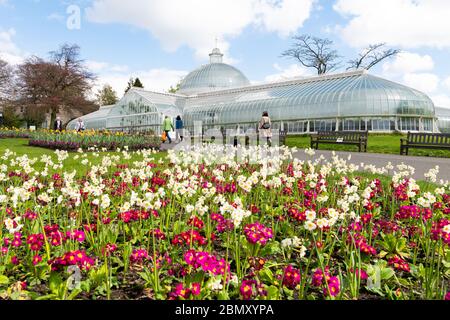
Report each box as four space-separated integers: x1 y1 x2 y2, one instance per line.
0 138 166 175
286 134 450 158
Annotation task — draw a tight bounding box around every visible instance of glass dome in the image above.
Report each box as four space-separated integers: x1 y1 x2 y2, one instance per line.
183 70 436 133
178 48 250 95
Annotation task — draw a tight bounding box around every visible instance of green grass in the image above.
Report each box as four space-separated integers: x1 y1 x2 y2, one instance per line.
286 133 450 158
0 138 167 175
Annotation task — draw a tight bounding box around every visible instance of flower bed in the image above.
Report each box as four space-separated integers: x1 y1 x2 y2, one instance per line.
0 128 31 139
0 145 449 300
28 130 160 151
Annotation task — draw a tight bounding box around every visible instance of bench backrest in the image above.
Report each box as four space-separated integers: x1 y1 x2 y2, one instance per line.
316 131 368 142
407 132 450 145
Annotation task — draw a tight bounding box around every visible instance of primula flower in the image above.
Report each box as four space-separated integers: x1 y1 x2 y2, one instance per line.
243 222 273 246
191 283 201 296
130 249 149 263
323 276 340 297
388 256 410 273
26 234 44 251
282 265 301 289
32 255 42 265
240 280 254 300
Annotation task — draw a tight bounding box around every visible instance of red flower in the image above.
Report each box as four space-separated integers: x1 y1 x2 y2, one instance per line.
32 255 42 265
191 283 201 296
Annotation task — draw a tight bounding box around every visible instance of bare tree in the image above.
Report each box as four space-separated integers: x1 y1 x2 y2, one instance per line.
281 35 341 75
347 43 400 71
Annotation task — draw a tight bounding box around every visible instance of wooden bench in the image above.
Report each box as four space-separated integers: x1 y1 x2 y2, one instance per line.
400 132 450 155
310 131 368 152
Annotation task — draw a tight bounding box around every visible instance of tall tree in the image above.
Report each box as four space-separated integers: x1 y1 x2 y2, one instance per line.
281 35 341 75
0 58 13 99
96 84 118 106
125 77 134 93
17 44 96 128
125 77 144 93
347 43 400 71
168 82 181 94
133 77 144 88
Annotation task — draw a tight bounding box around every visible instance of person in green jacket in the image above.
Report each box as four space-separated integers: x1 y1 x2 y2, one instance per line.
162 116 174 144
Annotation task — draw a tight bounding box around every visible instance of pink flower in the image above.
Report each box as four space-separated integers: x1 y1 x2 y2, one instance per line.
32 254 42 265
191 283 201 296
282 265 301 289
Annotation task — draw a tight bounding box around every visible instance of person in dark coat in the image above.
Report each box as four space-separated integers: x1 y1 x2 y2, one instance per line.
175 115 184 142
54 117 63 131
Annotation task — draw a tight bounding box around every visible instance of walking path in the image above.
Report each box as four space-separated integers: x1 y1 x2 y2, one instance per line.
292 149 450 183
160 141 450 183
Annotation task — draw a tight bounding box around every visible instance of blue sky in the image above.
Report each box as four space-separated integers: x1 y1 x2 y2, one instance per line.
1 0 450 107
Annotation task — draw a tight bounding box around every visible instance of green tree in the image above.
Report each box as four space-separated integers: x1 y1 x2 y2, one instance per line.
125 77 144 93
96 84 118 106
125 77 134 94
168 82 181 94
133 77 144 88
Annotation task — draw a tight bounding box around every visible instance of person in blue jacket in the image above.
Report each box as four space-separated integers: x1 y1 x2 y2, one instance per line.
175 115 184 142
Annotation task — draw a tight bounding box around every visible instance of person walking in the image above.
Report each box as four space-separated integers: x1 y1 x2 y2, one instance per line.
258 111 272 146
175 115 184 142
162 116 174 144
75 118 85 132
54 117 63 132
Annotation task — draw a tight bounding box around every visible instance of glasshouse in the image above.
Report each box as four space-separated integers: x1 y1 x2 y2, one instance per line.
436 107 450 133
68 48 442 134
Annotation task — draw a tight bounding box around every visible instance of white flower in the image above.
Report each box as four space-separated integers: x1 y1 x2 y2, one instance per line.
185 204 195 213
304 220 317 231
316 218 329 229
4 217 23 234
305 148 316 156
317 194 328 203
305 210 316 221
281 238 292 248
208 278 223 291
442 225 450 234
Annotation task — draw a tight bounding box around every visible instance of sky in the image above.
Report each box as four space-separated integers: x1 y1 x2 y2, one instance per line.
0 0 450 108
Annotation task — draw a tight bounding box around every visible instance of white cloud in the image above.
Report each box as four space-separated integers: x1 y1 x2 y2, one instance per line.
403 73 439 94
444 76 450 91
93 68 188 98
0 28 25 65
382 52 434 77
380 51 440 95
86 60 129 73
86 0 315 60
255 0 316 37
264 63 314 82
334 0 450 49
432 94 450 108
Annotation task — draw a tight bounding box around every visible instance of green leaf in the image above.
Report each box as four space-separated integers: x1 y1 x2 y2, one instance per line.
49 272 63 294
0 275 9 285
380 268 395 280
217 291 230 300
259 268 275 284
266 286 279 300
